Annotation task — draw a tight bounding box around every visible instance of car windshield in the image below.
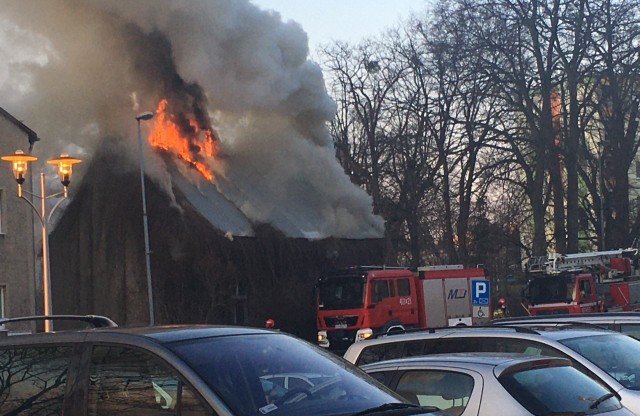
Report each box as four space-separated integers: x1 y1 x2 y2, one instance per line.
560 333 640 390
318 277 365 310
500 365 622 414
168 333 403 415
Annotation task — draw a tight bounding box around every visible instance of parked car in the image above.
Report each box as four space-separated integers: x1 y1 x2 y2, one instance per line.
361 352 634 416
0 315 442 416
491 311 640 339
343 325 640 414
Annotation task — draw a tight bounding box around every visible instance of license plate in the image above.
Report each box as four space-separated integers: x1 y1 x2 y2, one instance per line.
335 323 347 329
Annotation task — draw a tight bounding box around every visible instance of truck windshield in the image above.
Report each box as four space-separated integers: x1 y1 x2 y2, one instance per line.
318 278 364 310
527 275 572 304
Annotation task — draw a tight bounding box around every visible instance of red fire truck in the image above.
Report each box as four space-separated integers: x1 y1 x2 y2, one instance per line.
315 265 491 353
522 248 640 315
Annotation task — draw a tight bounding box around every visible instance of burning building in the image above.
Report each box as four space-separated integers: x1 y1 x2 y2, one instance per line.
0 1 384 339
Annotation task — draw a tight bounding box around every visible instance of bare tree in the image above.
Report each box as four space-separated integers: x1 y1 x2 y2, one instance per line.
588 0 640 248
322 0 640 269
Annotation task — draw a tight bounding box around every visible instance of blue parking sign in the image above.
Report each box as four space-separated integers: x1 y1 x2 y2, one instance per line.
471 280 490 305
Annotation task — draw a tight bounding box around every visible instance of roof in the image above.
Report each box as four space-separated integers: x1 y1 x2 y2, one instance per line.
168 153 385 240
0 106 39 148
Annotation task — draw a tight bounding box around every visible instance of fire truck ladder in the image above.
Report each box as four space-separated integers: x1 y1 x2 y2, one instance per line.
530 248 638 277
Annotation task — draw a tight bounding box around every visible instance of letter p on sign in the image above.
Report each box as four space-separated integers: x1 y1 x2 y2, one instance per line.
471 280 490 305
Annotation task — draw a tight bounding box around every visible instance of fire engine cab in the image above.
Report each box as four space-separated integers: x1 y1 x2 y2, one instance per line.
523 248 640 315
315 265 491 353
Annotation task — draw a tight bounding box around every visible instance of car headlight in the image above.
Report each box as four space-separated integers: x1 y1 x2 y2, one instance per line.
355 328 373 342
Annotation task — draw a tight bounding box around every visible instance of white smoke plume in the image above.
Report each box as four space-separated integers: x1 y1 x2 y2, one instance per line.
0 0 384 238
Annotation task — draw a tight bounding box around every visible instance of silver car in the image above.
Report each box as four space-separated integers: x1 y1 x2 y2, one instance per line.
344 326 640 414
361 352 634 416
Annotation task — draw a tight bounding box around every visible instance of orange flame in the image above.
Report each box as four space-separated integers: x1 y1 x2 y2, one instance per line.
148 99 216 181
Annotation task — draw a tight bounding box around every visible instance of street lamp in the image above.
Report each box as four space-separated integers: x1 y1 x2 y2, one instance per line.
1 150 81 332
136 111 155 326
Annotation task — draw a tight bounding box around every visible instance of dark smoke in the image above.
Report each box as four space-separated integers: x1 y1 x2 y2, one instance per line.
0 0 384 238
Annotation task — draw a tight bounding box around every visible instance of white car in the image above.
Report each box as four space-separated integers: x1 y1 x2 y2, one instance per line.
491 311 640 339
362 352 634 416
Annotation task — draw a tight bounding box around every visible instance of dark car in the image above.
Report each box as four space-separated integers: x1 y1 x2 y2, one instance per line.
0 315 441 416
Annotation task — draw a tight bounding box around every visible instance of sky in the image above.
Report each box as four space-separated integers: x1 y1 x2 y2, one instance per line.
250 0 428 52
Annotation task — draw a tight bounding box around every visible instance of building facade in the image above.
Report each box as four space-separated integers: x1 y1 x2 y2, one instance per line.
0 107 39 322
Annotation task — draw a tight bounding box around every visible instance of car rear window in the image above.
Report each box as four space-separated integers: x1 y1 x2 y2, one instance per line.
395 370 473 416
560 333 640 390
499 365 622 414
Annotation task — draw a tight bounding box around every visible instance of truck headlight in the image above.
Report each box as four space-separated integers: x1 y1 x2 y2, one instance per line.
317 331 329 347
355 328 373 342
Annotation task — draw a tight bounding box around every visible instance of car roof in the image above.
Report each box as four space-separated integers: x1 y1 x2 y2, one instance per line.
493 312 640 324
346 325 620 353
0 323 280 347
521 326 622 341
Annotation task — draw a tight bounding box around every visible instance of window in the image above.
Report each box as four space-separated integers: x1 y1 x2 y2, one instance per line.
371 280 389 302
357 339 441 365
579 279 591 298
500 365 622 414
397 279 411 296
0 285 5 318
0 188 4 233
620 324 640 340
396 370 473 414
232 280 247 325
87 345 213 416
0 345 72 414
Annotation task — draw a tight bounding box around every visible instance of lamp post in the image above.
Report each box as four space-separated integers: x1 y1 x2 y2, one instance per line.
1 150 81 332
136 111 155 326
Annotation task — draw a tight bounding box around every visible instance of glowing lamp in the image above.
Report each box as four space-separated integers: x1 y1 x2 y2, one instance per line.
0 149 82 332
1 150 38 185
47 154 82 187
